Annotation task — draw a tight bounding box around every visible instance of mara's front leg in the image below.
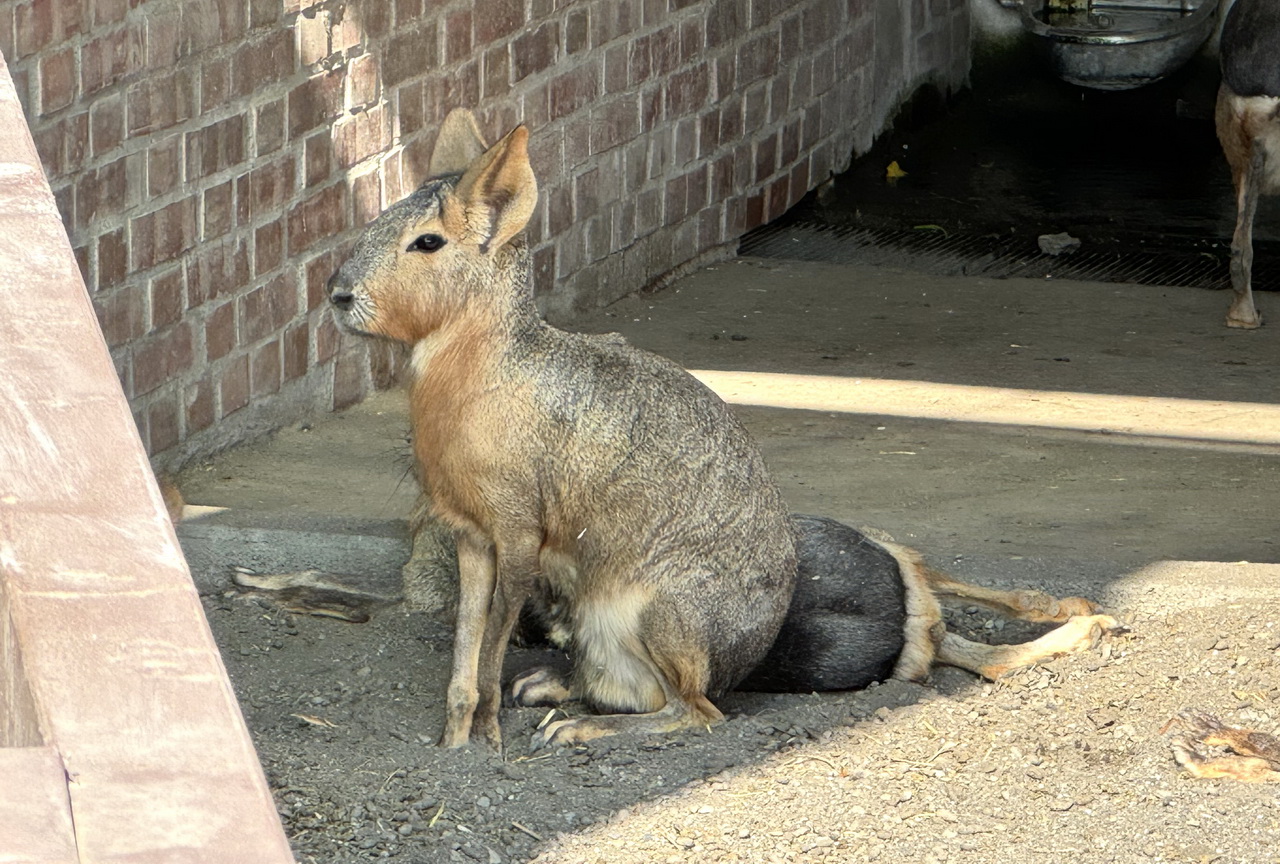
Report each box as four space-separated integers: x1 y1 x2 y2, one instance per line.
470 530 542 751
439 532 496 748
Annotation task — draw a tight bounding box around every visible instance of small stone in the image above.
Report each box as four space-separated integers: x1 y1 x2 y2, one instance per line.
1037 232 1081 256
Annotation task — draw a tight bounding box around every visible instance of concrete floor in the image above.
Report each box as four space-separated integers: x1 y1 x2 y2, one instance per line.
176 257 1280 613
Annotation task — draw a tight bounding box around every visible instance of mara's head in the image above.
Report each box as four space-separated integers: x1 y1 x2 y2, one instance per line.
328 109 538 343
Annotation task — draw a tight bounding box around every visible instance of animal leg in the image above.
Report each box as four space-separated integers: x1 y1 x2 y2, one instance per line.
530 590 720 749
230 566 399 622
535 695 723 749
438 532 496 748
1165 710 1280 782
935 614 1118 680
510 667 575 707
1228 145 1265 329
470 533 540 750
919 566 1098 624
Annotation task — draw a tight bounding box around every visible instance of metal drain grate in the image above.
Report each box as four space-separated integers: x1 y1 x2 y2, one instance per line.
739 221 1280 292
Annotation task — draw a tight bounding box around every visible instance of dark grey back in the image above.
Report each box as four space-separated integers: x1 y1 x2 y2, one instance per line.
1221 0 1280 97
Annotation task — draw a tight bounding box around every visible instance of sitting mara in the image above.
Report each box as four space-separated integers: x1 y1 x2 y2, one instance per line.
324 109 1118 751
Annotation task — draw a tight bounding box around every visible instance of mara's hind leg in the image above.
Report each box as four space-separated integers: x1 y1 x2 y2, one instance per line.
529 590 722 749
510 667 575 707
936 613 1119 680
917 565 1098 624
1164 710 1280 782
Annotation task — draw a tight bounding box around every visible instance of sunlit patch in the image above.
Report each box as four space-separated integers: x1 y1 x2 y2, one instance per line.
689 370 1280 450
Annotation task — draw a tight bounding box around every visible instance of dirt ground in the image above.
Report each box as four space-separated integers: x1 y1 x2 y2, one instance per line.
184 260 1280 863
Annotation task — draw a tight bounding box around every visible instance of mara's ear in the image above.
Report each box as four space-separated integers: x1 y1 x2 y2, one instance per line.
453 125 538 253
429 108 488 177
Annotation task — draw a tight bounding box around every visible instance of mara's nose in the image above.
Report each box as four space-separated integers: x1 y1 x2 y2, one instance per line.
328 271 355 311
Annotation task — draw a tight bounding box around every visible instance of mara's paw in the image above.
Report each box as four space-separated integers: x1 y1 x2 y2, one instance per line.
509 667 573 707
531 716 614 751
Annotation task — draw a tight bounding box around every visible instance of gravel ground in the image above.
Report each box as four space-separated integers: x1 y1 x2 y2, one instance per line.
204 571 1280 864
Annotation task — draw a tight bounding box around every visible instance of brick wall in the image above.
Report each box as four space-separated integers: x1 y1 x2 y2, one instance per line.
1 0 969 467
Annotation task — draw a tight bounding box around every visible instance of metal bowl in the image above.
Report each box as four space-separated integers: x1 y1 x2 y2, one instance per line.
1013 0 1220 90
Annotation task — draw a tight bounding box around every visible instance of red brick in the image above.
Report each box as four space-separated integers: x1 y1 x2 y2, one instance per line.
474 0 522 43
97 227 128 289
305 251 335 310
443 61 480 111
90 93 124 155
131 197 198 271
149 267 186 331
14 0 54 58
283 323 308 382
315 314 339 363
127 67 196 135
219 355 250 417
254 220 283 275
304 131 332 187
249 0 280 27
565 8 589 53
256 98 286 155
82 26 140 96
666 63 710 116
206 301 236 360
334 105 387 169
745 192 765 230
352 170 381 226
512 20 557 82
201 57 230 113
482 45 510 99
251 339 281 397
649 24 679 77
678 16 704 64
242 154 296 220
93 284 145 348
74 156 129 232
362 0 391 38
444 8 473 64
241 272 298 343
182 376 213 434
737 31 779 85
332 348 367 410
754 132 778 184
603 43 628 94
348 53 379 108
186 113 247 180
288 67 345 137
147 394 180 454
547 66 598 123
38 47 74 114
766 176 790 221
628 34 651 87
383 26 437 88
93 0 128 27
133 322 193 396
228 27 292 101
148 134 182 197
531 243 555 296
288 183 347 256
146 8 180 69
395 0 424 24
187 237 250 307
203 180 235 240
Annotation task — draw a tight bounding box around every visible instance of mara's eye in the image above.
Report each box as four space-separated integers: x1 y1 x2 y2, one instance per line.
407 234 447 253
